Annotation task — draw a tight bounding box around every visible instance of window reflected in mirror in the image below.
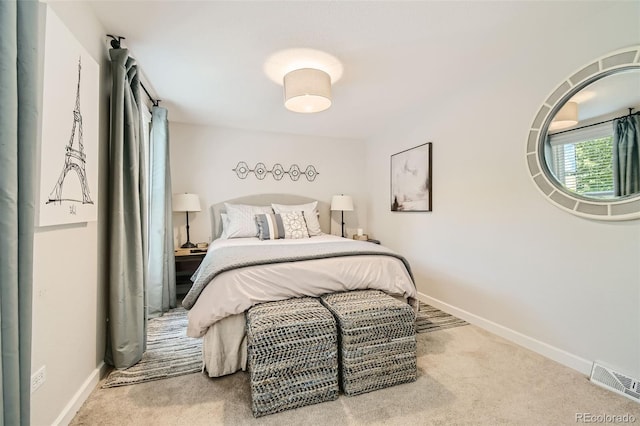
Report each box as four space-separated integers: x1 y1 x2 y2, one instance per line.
544 69 640 200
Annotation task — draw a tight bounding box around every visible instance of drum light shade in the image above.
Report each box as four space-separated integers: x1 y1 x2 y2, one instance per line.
330 195 353 212
172 193 201 212
284 68 332 113
550 101 579 131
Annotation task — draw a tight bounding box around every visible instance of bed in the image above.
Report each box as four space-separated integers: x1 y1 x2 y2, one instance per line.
182 194 417 377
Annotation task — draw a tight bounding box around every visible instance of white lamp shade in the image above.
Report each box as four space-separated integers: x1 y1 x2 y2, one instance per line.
549 101 579 131
172 193 201 212
284 68 332 113
331 195 353 211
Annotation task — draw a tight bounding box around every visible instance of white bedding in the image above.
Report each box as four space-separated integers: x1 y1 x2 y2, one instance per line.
187 235 416 338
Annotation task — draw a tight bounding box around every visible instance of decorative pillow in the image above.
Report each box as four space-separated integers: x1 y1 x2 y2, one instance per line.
224 203 273 238
255 214 285 240
280 211 309 239
272 201 322 236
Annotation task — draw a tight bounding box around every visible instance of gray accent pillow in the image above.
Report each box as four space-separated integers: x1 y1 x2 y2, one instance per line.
255 213 285 240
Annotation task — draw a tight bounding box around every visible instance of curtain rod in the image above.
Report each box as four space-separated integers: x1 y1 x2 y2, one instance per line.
551 108 638 136
140 82 160 107
107 34 161 107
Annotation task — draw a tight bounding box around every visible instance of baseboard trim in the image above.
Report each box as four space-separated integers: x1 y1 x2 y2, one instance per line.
53 362 107 426
418 292 592 375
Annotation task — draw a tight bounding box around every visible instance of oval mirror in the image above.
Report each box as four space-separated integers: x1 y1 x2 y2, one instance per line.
527 45 640 220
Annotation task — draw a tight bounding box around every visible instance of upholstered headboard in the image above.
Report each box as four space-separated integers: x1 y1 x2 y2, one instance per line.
210 193 331 240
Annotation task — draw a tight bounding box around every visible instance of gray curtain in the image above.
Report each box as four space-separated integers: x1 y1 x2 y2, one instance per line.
105 48 148 369
147 106 176 318
0 1 38 424
613 113 640 196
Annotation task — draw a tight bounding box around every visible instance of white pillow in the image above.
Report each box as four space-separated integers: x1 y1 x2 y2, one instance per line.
224 203 273 238
280 211 309 239
219 213 230 239
272 201 322 236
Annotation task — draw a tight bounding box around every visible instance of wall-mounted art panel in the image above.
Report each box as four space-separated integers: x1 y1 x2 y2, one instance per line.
232 162 319 181
391 142 432 212
38 8 99 226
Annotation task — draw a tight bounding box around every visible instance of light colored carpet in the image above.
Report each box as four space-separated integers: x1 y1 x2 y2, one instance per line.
101 302 466 388
72 324 640 425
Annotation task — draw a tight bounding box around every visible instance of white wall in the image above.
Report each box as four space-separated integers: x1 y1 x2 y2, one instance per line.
31 3 109 425
27 4 638 425
170 123 367 244
365 3 640 377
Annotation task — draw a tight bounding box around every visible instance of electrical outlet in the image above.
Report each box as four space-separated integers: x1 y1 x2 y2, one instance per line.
31 366 46 393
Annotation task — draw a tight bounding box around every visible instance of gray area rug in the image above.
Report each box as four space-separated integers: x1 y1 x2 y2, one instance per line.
415 301 468 333
102 301 467 388
102 308 202 388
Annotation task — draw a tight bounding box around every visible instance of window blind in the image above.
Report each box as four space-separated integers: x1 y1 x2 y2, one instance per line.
548 121 614 197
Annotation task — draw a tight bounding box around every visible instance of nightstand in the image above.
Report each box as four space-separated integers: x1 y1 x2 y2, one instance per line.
175 251 206 296
353 234 381 245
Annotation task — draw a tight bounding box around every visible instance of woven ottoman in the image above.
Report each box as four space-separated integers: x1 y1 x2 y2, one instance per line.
320 290 417 396
246 297 339 417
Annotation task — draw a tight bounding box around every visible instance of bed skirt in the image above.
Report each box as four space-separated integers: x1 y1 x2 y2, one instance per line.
201 295 411 378
202 313 248 377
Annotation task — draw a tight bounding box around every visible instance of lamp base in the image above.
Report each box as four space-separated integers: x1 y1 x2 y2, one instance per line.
181 241 196 249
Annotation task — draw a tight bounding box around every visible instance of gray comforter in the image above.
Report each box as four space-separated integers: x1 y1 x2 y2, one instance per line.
182 240 415 310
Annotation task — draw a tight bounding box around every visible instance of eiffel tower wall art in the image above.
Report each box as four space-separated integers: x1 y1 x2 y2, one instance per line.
38 7 99 226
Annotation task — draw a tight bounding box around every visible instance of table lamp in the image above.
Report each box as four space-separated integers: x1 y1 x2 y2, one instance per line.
331 194 353 238
172 193 201 248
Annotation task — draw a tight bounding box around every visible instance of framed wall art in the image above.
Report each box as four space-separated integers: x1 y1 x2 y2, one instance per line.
38 7 100 226
390 142 432 212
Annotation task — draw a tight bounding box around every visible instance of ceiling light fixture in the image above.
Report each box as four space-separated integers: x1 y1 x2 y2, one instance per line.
550 101 579 131
264 48 343 114
284 68 332 113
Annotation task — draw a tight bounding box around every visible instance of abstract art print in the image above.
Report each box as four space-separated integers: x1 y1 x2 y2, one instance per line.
38 7 99 226
391 142 432 212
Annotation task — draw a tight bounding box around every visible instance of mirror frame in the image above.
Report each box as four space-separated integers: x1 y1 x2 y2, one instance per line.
527 45 640 221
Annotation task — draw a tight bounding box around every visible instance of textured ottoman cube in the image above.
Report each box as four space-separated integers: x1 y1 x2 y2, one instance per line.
246 297 339 417
320 290 417 396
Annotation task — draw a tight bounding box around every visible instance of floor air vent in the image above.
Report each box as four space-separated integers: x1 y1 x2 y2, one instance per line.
590 362 640 403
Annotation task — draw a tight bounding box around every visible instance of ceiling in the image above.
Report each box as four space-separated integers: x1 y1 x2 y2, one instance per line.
86 1 630 141
569 70 640 122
